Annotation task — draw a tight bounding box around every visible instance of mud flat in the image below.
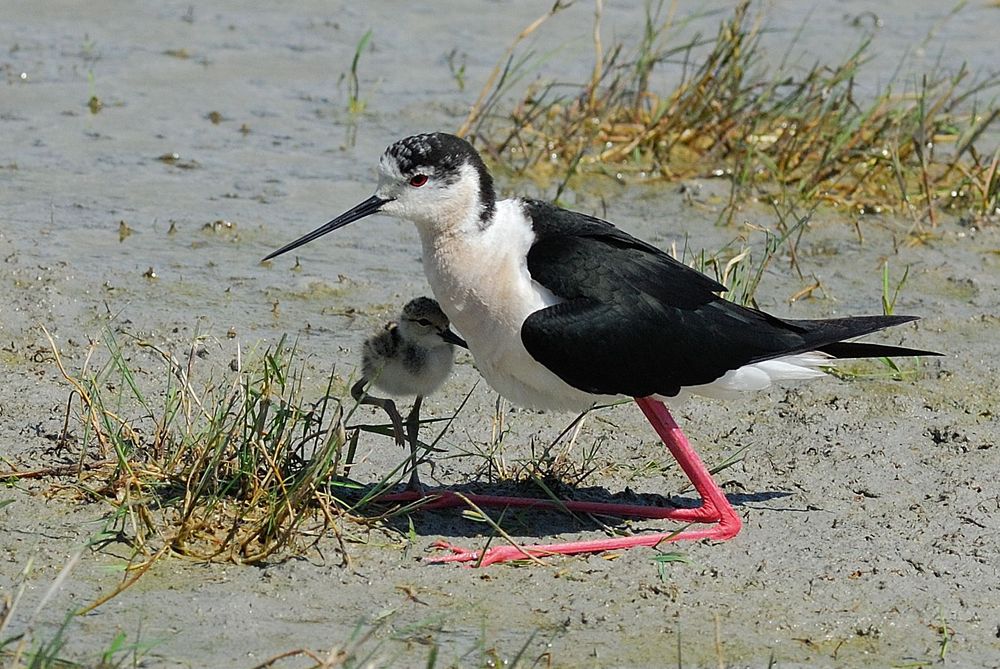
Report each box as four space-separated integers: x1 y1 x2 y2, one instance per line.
1 2 997 667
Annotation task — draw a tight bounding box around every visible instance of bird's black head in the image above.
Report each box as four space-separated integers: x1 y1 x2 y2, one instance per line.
263 132 496 262
380 133 496 224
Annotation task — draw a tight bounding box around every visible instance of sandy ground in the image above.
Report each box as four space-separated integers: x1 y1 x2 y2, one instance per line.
2 1 999 667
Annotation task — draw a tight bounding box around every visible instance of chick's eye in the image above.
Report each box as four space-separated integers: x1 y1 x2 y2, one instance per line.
417 318 432 326
409 174 428 187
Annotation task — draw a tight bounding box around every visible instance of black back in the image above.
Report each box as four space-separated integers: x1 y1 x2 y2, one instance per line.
519 200 933 398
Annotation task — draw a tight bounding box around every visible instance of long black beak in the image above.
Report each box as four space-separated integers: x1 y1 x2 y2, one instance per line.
440 328 468 349
262 195 390 261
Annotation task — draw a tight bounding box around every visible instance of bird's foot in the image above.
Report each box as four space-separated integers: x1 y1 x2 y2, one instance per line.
425 517 742 568
426 539 476 563
425 540 517 567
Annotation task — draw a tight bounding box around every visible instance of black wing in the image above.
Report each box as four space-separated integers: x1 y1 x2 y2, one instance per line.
518 200 934 398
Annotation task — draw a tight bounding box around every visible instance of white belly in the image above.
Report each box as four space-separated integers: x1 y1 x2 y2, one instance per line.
417 201 608 412
370 345 454 398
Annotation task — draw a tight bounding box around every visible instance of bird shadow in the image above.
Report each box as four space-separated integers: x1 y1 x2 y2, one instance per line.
344 479 792 541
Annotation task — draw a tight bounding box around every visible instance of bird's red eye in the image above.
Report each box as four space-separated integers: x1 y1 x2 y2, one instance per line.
409 174 428 187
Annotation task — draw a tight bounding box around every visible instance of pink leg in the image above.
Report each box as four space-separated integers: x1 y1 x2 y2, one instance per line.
376 397 741 566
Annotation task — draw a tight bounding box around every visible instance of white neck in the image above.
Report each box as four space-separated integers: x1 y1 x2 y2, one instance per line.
412 199 594 410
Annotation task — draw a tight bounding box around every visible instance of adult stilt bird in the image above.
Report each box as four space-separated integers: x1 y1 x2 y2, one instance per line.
266 133 939 566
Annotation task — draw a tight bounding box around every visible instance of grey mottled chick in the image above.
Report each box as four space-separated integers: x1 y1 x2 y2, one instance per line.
351 297 466 490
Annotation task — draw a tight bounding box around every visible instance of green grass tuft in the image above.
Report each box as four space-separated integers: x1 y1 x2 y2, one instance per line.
463 1 999 225
23 327 379 610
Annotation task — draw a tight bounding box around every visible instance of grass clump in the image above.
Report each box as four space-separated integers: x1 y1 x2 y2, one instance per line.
21 328 378 608
463 1 1000 224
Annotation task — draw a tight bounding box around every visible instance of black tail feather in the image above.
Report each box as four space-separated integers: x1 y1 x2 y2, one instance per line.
782 314 941 360
818 341 942 359
789 314 919 337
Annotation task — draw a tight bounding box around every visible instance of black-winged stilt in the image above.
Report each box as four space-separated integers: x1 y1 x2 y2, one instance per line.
266 132 939 566
350 297 466 491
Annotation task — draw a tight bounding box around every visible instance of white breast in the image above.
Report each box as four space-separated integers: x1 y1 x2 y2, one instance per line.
415 199 607 411
371 345 455 398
